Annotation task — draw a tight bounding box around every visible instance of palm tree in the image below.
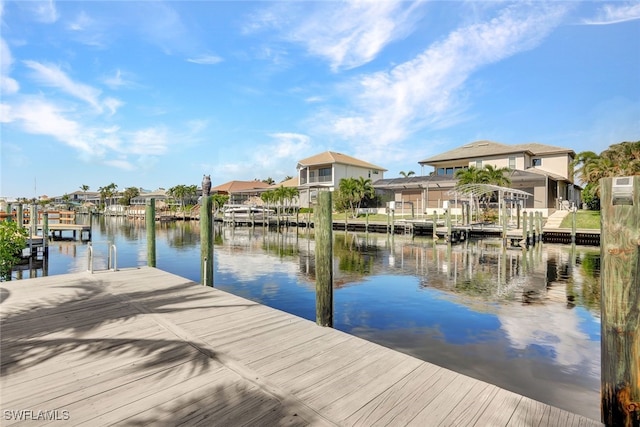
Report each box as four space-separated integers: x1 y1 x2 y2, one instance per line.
353 177 374 214
98 183 118 211
337 178 358 218
80 185 90 202
454 167 483 187
481 165 511 187
573 141 640 209
399 171 416 178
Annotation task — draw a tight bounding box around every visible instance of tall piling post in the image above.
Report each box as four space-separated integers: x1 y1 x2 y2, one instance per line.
571 208 577 245
17 204 23 227
600 176 640 427
315 191 333 327
501 196 507 247
521 211 528 247
529 211 534 245
200 196 214 286
446 208 451 242
146 198 156 267
432 210 438 241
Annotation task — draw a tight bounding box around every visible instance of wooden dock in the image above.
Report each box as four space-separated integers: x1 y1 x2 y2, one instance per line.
1 268 602 426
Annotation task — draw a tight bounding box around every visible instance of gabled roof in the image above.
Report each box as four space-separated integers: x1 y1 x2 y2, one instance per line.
212 180 271 193
419 140 574 164
297 151 387 171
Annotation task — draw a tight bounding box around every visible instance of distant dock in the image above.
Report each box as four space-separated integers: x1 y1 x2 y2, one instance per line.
1 267 601 426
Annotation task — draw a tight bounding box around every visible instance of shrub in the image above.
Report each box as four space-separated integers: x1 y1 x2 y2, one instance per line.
0 220 28 281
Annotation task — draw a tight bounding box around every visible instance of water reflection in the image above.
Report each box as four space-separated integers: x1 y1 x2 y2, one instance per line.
11 218 601 420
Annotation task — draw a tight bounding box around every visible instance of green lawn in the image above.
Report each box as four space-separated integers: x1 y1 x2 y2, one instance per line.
559 210 601 229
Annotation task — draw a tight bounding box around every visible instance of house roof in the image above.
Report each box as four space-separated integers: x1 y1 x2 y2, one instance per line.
212 180 271 193
373 175 457 189
297 151 387 171
419 140 574 164
269 177 299 188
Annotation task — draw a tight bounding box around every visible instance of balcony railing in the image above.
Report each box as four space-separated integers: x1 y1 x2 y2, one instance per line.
300 176 332 185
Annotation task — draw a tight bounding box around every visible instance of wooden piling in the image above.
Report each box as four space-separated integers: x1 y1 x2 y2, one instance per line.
501 197 507 246
521 211 528 247
432 211 438 241
516 204 521 229
529 212 534 245
600 176 640 427
315 191 333 327
146 198 156 267
446 208 451 242
200 196 214 287
391 208 395 235
571 209 577 244
17 204 23 227
42 212 49 248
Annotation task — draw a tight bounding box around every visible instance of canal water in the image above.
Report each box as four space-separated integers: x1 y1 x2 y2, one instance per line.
14 215 601 420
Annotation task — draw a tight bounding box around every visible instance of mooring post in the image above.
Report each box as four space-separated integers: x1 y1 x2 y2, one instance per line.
571 208 577 245
146 198 156 267
600 176 640 427
391 207 395 235
537 212 543 242
200 196 213 286
42 211 49 249
528 211 534 245
315 191 333 327
501 197 507 246
521 211 528 247
432 210 438 241
446 208 451 242
17 204 23 227
516 203 521 229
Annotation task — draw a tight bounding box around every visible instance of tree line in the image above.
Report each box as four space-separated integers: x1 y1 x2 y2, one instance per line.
572 141 640 209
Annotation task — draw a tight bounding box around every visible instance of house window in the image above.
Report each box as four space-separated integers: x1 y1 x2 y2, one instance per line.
476 160 483 168
532 158 542 167
318 167 332 182
446 167 454 175
437 167 445 176
509 157 516 169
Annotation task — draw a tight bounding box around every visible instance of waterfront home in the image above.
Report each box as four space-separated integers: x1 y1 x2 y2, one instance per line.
374 141 581 217
296 151 387 208
211 180 272 205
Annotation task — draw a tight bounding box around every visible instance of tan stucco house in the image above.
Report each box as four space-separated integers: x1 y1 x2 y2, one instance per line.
374 141 580 216
296 151 387 208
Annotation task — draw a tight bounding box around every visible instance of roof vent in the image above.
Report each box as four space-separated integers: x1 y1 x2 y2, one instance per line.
477 142 489 146
463 144 473 148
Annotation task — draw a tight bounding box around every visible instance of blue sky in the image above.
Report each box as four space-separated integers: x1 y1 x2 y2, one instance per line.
1 1 639 199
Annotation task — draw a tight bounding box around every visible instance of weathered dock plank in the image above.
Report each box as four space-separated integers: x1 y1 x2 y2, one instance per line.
0 267 601 426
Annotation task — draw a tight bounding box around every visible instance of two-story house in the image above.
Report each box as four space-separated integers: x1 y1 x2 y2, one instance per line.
297 151 386 208
374 141 580 216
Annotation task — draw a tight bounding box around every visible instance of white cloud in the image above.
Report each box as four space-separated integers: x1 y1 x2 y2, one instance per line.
102 69 135 89
127 127 169 155
0 39 19 95
0 98 92 154
268 132 311 159
248 1 423 71
187 54 223 65
27 0 59 23
104 159 134 171
23 60 123 115
67 10 93 31
583 2 640 25
322 3 569 161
